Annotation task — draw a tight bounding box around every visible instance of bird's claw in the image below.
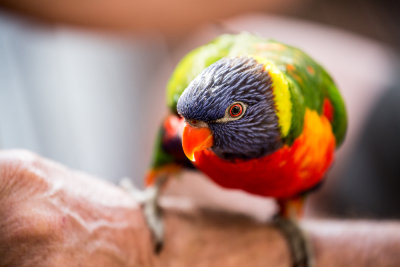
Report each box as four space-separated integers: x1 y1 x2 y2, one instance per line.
119 177 166 253
273 216 313 267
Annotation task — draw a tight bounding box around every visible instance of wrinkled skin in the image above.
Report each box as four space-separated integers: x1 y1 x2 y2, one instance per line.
0 150 154 267
0 150 400 267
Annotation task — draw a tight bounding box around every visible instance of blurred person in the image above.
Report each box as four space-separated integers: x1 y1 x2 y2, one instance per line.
1 0 400 266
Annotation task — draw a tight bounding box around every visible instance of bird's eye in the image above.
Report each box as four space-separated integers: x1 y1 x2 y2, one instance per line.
213 102 247 123
229 103 243 118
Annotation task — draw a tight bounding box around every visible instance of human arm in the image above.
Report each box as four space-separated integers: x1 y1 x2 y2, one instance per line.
0 0 300 37
0 150 399 267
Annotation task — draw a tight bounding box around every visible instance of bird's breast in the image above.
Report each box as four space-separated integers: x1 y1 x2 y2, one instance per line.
193 109 336 199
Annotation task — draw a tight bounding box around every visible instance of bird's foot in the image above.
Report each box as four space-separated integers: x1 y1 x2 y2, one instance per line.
119 177 166 253
273 216 313 267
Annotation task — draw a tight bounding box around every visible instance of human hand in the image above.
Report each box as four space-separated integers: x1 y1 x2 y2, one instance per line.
0 150 154 266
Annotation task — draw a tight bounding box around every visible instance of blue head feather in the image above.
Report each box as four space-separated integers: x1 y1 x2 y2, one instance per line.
177 56 282 160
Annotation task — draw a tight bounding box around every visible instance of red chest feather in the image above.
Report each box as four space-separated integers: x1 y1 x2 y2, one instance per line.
193 109 336 199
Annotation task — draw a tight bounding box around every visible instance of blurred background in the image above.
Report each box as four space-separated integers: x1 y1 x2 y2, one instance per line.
1 0 399 219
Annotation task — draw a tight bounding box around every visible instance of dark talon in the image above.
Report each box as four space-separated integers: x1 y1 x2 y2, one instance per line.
273 216 313 267
154 241 164 254
120 176 167 255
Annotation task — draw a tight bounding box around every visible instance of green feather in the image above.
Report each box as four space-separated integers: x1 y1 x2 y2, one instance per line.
150 129 176 169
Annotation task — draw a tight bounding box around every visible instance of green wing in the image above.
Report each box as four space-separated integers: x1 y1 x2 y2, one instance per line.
166 33 347 147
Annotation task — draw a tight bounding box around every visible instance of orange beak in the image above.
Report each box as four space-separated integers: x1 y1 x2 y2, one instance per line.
182 122 213 162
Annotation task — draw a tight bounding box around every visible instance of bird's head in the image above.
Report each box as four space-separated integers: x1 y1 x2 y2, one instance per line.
177 56 282 161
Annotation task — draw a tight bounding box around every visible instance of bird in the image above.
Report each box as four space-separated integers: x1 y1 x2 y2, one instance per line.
138 32 347 266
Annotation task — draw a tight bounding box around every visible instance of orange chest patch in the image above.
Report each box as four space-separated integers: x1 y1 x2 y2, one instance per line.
193 109 336 199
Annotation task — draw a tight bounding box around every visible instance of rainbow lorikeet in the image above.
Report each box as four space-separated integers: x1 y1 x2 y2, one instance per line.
142 32 347 264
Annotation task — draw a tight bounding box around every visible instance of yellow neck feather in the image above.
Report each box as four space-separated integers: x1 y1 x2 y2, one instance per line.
253 56 292 138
